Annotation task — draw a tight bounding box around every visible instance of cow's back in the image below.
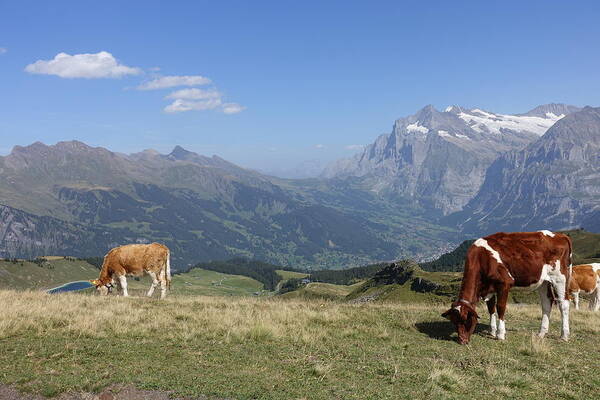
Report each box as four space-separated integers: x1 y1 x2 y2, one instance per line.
481 232 571 287
570 264 600 293
109 243 168 273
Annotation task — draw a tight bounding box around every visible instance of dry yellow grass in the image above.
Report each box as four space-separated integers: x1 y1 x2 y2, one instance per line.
0 290 427 344
0 290 599 399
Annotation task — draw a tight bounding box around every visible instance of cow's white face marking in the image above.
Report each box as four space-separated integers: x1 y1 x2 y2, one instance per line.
539 230 555 237
591 263 600 273
474 238 503 264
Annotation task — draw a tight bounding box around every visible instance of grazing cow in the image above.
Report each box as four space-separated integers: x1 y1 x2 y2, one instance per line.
91 243 171 299
569 264 600 311
442 230 572 344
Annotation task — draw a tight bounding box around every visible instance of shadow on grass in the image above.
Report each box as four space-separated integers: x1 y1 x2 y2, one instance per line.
415 320 490 342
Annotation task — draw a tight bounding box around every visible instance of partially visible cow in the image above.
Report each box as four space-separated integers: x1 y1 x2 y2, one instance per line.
569 264 600 311
91 243 171 299
442 230 572 344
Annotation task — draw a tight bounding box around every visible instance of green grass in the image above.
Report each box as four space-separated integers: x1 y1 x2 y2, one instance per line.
275 269 308 280
170 268 264 296
0 291 598 399
0 258 99 290
564 229 600 264
0 258 264 297
279 281 363 301
103 268 265 297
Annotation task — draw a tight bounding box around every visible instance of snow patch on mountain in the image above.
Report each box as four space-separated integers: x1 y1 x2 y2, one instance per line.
456 109 564 136
406 122 429 134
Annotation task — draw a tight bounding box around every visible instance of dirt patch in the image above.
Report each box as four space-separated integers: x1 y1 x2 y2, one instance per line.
0 384 227 400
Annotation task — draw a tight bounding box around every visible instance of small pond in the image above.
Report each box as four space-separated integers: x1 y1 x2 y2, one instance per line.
47 280 95 294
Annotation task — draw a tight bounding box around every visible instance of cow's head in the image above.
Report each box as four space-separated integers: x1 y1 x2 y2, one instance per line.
442 300 479 344
90 279 113 296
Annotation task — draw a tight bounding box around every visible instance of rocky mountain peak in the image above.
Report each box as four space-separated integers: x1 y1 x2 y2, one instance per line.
522 103 581 118
451 106 600 234
536 105 600 154
167 145 196 161
323 102 585 215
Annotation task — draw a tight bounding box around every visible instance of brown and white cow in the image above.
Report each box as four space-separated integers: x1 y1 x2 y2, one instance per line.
569 264 600 311
442 230 572 344
91 243 171 299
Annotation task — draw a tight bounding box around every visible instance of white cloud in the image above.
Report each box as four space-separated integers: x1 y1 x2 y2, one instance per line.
222 103 245 114
345 144 365 150
25 51 141 78
137 75 211 90
165 88 221 100
0 48 7 55
315 144 326 149
164 98 223 113
164 88 245 115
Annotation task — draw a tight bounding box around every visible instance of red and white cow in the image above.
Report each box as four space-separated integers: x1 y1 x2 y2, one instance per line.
443 230 572 344
569 264 600 311
91 243 171 299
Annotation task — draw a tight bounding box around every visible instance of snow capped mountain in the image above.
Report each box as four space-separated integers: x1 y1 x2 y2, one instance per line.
449 106 600 234
445 105 573 136
322 103 580 215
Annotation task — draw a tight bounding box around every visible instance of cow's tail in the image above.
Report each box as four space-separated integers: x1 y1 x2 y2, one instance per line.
565 235 573 301
166 249 172 290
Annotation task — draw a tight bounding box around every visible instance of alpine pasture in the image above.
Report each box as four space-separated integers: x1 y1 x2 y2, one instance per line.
1 288 599 399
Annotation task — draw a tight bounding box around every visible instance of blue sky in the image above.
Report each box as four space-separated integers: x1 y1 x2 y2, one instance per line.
1 1 599 173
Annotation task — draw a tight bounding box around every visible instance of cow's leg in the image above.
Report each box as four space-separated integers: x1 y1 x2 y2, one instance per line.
146 271 159 297
113 278 121 295
572 291 580 310
159 270 167 299
537 281 552 338
485 294 498 338
495 287 509 340
118 275 129 297
551 276 570 341
591 288 600 312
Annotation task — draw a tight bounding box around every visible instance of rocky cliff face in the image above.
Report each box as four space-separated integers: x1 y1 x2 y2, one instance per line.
323 104 579 214
449 106 600 234
0 204 116 259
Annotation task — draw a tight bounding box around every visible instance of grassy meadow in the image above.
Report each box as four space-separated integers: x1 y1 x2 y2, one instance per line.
0 257 266 297
1 290 599 399
132 268 265 297
279 281 364 301
0 258 98 291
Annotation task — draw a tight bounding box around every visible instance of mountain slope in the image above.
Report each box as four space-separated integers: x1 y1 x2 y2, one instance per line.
0 257 99 290
449 106 600 234
0 141 455 268
323 104 579 214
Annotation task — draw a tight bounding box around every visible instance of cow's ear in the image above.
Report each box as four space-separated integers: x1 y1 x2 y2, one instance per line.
441 309 453 319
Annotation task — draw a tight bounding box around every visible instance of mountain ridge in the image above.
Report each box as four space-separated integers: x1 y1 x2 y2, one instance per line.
322 103 580 214
0 140 455 268
447 106 600 234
